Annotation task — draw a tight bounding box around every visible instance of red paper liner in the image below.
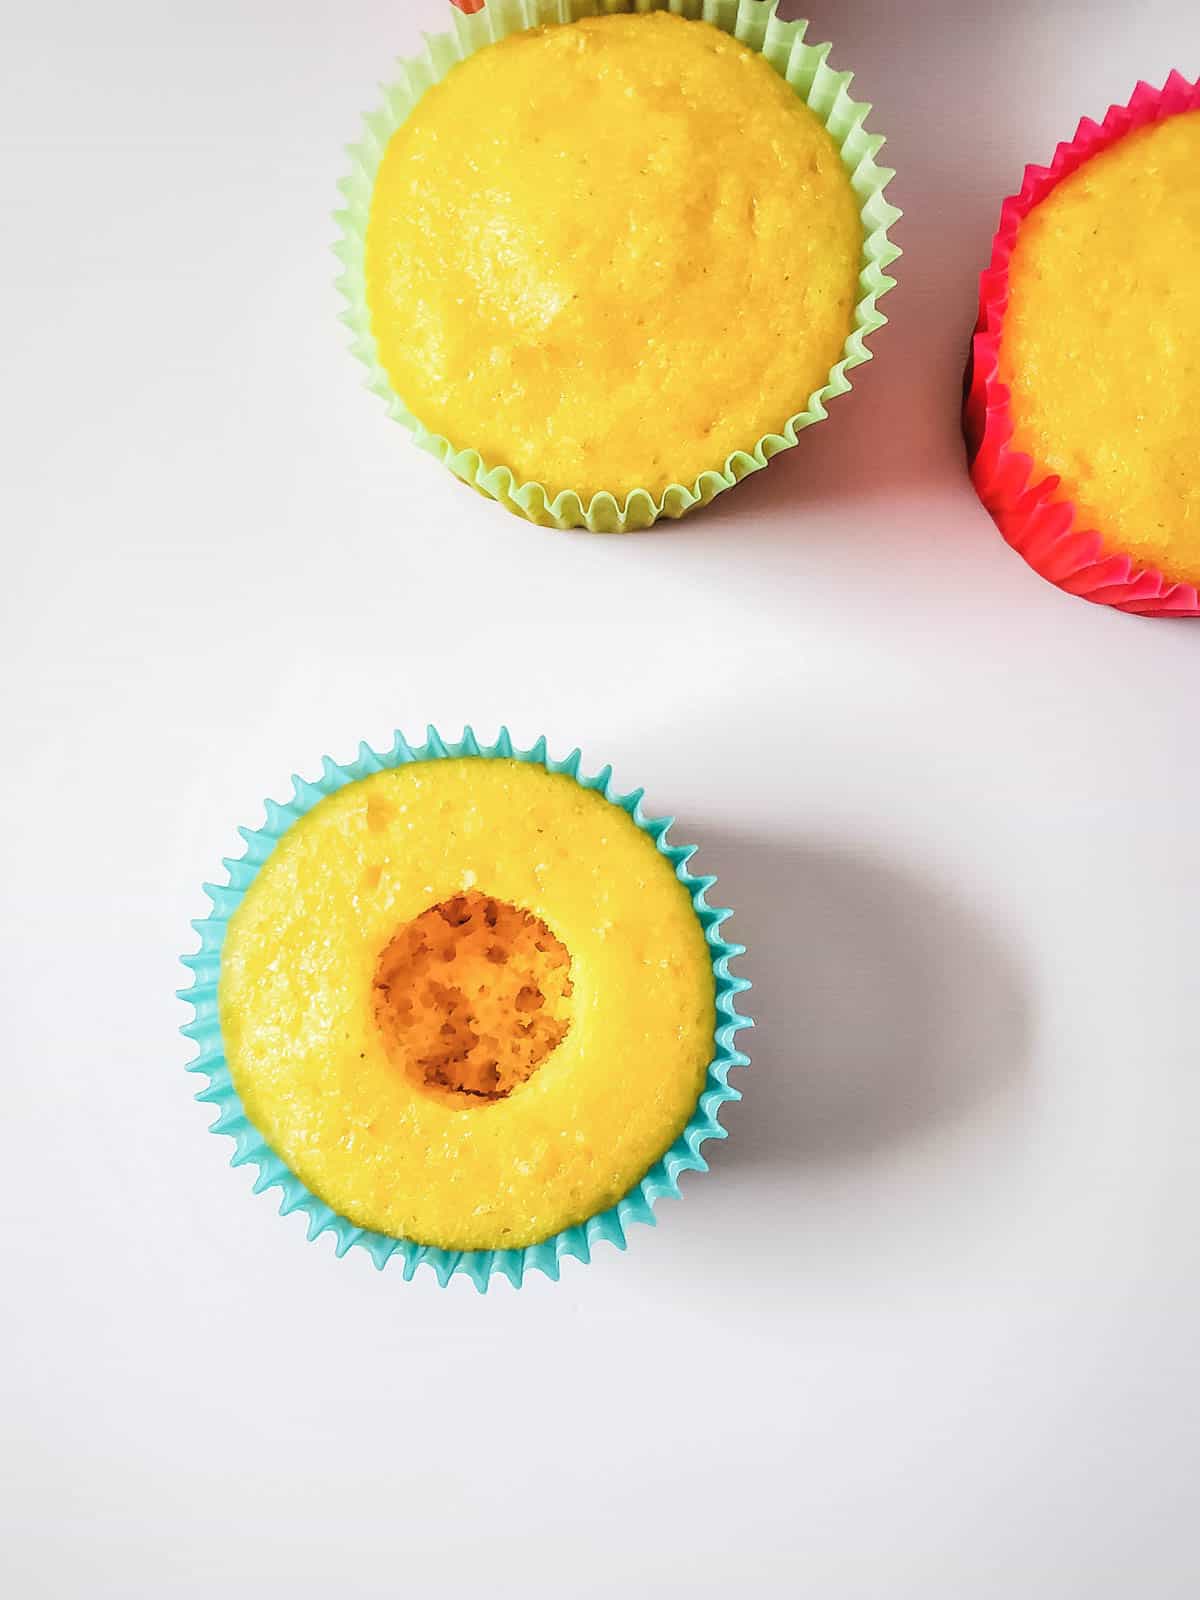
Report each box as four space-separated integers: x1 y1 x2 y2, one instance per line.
964 72 1200 617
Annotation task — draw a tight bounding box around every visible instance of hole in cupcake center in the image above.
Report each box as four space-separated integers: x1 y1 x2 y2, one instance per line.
372 892 573 1104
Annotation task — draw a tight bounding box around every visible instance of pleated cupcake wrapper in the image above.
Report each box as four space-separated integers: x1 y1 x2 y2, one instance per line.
964 72 1200 617
179 727 751 1291
334 0 900 531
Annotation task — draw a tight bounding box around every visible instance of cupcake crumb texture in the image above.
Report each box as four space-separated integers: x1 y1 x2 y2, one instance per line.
373 891 573 1104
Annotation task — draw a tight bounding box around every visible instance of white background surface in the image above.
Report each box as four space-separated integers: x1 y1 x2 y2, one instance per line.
3 1 1199 1594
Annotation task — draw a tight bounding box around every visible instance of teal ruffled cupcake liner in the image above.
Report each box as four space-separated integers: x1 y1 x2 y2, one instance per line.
179 727 751 1291
334 0 901 531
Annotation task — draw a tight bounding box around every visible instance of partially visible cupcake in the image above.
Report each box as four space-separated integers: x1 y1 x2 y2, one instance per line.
339 1 899 531
966 74 1200 615
181 730 750 1289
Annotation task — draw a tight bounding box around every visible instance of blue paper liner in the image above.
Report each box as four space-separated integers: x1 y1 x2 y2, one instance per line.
179 727 752 1291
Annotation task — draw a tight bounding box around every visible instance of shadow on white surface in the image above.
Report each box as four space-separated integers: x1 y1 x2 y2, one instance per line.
698 831 1033 1166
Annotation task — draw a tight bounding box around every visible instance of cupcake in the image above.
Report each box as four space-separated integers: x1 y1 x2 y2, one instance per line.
965 74 1200 615
181 730 750 1289
337 0 899 531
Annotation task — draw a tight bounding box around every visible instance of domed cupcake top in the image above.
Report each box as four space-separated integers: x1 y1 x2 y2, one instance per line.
365 10 863 503
999 109 1200 588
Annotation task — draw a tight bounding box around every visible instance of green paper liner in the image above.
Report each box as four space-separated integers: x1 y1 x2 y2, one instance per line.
179 727 752 1292
334 0 901 531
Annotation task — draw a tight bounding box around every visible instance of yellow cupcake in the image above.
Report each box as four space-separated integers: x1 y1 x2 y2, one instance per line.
218 758 717 1252
364 10 864 508
999 110 1200 588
